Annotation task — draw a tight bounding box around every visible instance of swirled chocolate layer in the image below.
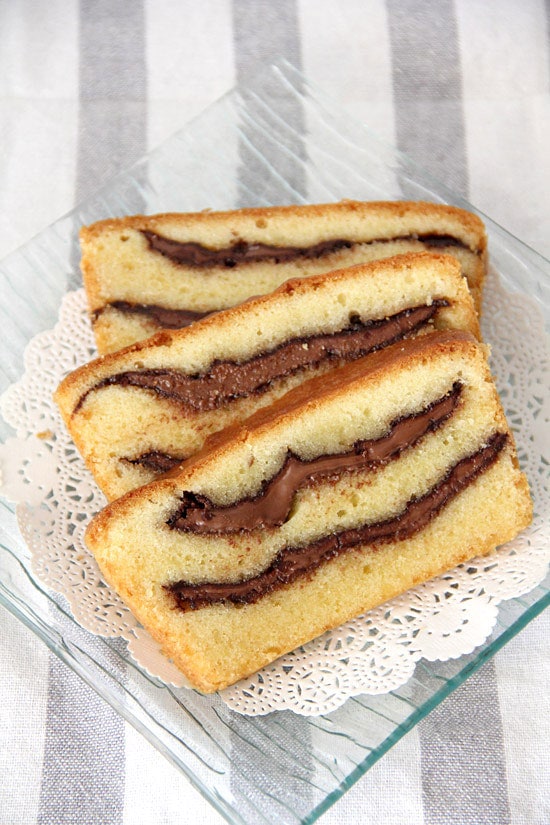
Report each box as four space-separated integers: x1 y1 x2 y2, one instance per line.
142 230 470 268
165 432 507 611
168 383 463 533
76 301 447 414
124 450 184 474
93 301 210 329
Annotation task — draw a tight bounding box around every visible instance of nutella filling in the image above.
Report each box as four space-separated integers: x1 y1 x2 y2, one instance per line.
77 301 448 414
142 230 472 268
93 301 210 329
165 432 507 611
124 451 184 474
168 383 463 534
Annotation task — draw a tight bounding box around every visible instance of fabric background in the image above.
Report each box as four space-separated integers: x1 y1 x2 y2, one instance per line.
0 1 548 823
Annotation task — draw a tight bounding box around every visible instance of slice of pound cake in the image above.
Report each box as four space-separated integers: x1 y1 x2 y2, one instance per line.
56 252 480 500
85 330 532 693
81 200 487 352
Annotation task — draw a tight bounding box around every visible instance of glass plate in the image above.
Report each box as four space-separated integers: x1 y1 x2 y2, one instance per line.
0 60 548 825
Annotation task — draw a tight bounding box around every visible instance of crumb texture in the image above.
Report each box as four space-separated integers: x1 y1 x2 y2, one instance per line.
84 331 532 693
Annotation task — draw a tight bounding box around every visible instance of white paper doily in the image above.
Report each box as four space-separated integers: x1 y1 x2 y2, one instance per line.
0 269 548 716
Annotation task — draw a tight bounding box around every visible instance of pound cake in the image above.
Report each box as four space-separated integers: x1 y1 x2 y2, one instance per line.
81 200 487 352
56 252 480 500
85 330 532 693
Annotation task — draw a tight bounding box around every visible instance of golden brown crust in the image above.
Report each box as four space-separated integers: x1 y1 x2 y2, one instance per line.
153 330 482 482
80 200 487 250
58 252 479 410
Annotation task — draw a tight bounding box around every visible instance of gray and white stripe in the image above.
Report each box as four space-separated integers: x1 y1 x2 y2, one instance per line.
387 0 469 196
233 0 306 206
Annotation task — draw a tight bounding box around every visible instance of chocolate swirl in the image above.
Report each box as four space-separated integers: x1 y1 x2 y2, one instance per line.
165 432 507 610
124 451 184 474
77 301 448 414
142 230 470 269
168 383 463 534
93 301 210 329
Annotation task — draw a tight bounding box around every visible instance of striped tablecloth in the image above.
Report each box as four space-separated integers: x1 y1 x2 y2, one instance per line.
0 2 548 823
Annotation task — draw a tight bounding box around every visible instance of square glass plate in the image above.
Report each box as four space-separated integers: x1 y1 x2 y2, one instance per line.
0 60 548 825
